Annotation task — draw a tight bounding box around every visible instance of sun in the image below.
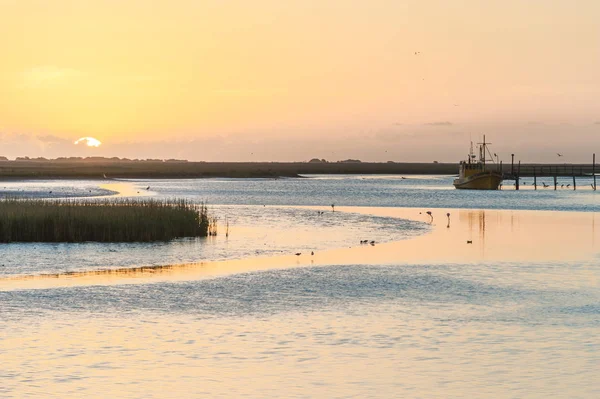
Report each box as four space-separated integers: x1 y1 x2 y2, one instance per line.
74 137 102 147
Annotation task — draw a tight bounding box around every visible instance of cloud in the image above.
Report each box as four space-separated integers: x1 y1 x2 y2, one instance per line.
19 66 83 88
37 135 71 145
424 121 453 126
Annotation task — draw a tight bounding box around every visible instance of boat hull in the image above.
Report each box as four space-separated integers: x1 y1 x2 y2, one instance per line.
453 172 503 190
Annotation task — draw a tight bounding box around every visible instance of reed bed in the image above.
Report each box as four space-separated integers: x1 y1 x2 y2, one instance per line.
0 198 210 242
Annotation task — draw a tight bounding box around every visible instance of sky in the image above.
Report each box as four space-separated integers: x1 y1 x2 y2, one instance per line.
1 0 599 162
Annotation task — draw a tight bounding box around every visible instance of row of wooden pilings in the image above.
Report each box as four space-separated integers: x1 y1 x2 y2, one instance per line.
504 154 597 191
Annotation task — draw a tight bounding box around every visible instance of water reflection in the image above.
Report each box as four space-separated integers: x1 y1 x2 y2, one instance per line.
3 207 600 291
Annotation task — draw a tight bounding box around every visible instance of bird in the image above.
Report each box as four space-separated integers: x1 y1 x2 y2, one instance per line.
331 203 335 212
295 253 301 256
370 241 375 246
557 153 563 157
311 251 314 256
146 186 150 190
567 184 571 188
446 212 451 228
467 240 473 244
561 184 564 188
426 211 433 223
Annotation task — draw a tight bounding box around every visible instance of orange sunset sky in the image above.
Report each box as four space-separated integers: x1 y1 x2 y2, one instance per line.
1 0 599 162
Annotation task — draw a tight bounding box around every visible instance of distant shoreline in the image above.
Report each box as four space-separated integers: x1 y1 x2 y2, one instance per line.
0 160 459 179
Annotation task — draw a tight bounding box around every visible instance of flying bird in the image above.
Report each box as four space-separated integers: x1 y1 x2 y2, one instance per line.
557 153 563 157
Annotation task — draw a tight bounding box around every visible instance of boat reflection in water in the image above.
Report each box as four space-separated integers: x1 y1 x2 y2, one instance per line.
454 135 503 190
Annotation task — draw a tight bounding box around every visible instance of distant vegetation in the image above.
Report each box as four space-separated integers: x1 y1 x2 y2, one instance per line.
0 198 210 242
0 159 459 179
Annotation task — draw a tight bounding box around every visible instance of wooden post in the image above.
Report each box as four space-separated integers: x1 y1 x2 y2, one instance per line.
511 154 514 176
516 161 521 190
573 175 576 190
554 175 557 190
594 154 597 191
534 168 537 190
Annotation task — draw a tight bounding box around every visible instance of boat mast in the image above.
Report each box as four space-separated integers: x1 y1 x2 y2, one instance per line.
481 135 486 166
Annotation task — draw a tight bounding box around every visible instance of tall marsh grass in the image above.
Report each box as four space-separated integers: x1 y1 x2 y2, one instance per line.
0 198 210 242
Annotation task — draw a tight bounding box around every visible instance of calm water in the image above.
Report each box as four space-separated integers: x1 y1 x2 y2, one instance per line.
1 175 599 398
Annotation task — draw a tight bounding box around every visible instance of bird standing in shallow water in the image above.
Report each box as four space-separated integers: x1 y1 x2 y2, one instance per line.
426 211 433 223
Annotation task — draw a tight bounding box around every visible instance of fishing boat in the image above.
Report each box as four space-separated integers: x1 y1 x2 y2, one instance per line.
453 136 503 190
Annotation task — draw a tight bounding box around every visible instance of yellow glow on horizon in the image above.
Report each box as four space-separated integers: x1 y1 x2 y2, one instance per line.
74 137 102 147
0 0 599 144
